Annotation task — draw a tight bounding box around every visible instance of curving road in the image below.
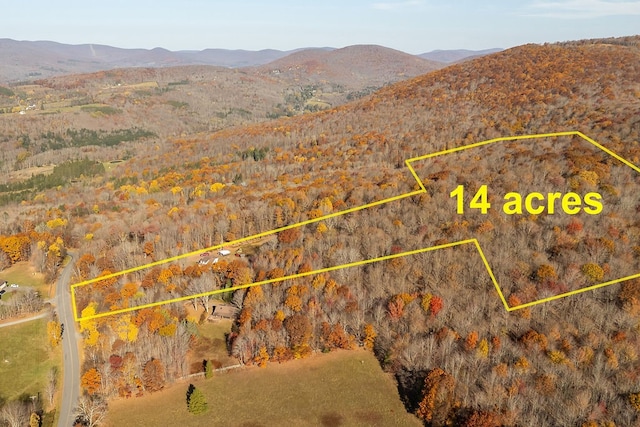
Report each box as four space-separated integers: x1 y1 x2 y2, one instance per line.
57 254 80 427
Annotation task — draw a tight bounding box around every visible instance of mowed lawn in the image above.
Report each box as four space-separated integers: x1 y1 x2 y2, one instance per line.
188 319 238 372
0 261 49 298
0 319 59 401
107 349 421 427
179 305 238 373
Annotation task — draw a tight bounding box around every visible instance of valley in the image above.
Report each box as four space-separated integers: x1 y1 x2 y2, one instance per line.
0 35 639 426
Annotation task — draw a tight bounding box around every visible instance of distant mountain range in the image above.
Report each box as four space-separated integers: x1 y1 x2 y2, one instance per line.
0 38 501 82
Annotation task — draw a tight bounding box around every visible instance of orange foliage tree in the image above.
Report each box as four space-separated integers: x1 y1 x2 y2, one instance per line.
142 358 166 392
81 368 102 396
416 368 456 424
277 227 300 244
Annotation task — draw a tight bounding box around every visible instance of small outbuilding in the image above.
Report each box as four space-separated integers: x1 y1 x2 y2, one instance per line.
208 304 239 320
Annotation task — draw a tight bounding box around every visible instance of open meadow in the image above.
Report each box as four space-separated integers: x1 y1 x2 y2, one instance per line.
188 318 239 372
0 319 60 403
106 349 420 427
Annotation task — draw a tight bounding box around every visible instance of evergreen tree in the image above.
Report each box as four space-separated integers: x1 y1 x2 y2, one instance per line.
204 360 213 379
186 384 208 415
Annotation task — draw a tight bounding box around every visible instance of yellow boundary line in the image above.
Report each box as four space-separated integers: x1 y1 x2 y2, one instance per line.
79 240 482 321
72 131 640 321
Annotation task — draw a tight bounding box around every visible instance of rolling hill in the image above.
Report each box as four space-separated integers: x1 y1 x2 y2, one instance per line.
0 38 305 82
2 38 492 84
255 44 443 85
1 38 447 84
78 35 639 425
1 35 639 426
0 43 447 172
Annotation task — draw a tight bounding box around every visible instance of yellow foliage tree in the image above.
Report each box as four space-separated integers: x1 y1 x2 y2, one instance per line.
581 263 604 282
47 320 63 347
48 242 61 258
311 275 326 290
285 293 303 312
112 314 139 343
254 346 269 368
477 338 489 359
421 293 433 312
363 324 377 351
209 182 225 192
46 218 67 230
274 310 286 322
0 234 31 263
80 303 100 347
149 180 160 193
159 323 177 337
157 269 173 285
629 392 640 412
318 197 333 214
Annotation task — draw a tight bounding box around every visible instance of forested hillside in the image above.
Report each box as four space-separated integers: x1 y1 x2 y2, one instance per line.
1 35 640 426
0 45 441 182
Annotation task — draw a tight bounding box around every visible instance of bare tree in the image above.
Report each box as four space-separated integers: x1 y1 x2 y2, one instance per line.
187 274 219 314
73 395 107 427
46 366 58 407
0 400 29 427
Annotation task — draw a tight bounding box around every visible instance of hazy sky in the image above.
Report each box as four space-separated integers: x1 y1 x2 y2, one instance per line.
2 0 639 53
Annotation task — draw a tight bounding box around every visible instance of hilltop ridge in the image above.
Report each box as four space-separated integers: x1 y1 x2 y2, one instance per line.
0 38 501 82
1 35 640 426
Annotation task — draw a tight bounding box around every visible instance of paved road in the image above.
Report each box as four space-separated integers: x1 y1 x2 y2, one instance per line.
57 254 80 427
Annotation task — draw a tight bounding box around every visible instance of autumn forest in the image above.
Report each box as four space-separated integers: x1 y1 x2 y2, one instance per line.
1 36 640 426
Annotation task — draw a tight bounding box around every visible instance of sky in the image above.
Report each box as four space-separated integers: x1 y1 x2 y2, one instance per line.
2 0 639 53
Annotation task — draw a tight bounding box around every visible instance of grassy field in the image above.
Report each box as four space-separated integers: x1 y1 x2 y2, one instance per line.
102 159 127 173
0 262 49 299
106 349 420 427
8 165 55 182
0 318 60 402
0 262 44 287
188 318 238 372
36 102 104 114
